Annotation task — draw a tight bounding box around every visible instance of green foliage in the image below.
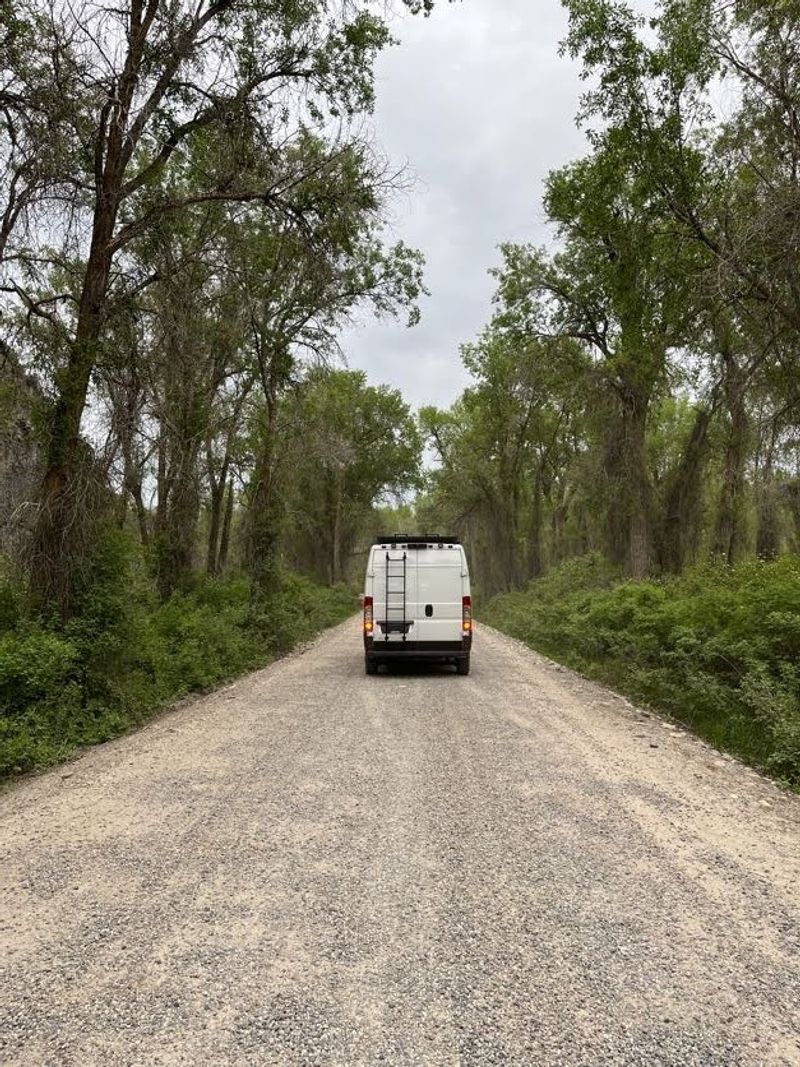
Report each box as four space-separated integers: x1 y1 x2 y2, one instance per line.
482 554 800 786
420 329 589 596
281 368 422 584
248 573 356 655
0 628 77 708
0 570 20 632
0 531 355 780
424 0 800 590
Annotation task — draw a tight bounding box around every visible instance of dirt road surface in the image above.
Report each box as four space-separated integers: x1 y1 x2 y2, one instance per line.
2 619 799 1066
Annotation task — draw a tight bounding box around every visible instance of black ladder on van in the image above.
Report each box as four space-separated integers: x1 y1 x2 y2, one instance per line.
383 551 410 640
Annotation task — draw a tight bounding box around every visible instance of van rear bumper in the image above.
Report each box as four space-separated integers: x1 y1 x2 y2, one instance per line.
365 638 471 659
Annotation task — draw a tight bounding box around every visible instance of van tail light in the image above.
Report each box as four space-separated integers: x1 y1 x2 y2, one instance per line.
363 595 374 635
462 595 472 634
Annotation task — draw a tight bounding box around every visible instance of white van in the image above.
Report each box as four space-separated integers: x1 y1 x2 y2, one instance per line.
362 535 473 675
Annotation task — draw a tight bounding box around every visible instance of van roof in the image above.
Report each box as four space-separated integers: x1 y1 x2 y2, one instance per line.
374 534 461 546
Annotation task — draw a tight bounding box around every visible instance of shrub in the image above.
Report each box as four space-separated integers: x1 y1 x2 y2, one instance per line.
0 536 356 780
482 555 800 787
0 578 19 632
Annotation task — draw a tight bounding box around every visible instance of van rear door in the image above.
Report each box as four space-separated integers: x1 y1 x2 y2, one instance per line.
414 546 464 644
372 547 418 644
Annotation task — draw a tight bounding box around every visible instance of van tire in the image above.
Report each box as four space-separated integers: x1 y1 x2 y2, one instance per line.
456 655 470 676
365 656 378 675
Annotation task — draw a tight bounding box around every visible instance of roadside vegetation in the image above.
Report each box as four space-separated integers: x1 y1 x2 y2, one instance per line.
4 0 800 786
0 539 355 778
418 0 800 784
0 360 417 780
0 1 427 778
482 556 800 786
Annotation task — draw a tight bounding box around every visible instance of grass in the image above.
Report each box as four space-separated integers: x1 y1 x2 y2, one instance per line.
481 553 800 788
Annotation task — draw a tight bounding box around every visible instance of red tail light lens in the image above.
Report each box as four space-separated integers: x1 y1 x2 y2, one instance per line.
462 595 472 633
363 595 374 634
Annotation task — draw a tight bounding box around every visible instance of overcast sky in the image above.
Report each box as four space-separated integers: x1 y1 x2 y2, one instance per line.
340 0 589 410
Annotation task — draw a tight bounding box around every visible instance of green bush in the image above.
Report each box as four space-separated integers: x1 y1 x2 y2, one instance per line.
0 533 356 780
482 554 800 787
0 579 19 632
0 627 78 709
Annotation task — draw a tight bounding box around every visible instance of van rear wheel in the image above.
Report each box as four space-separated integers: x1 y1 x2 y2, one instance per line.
456 655 470 676
365 656 378 676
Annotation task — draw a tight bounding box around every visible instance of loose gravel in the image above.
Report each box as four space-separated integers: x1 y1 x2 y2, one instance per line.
1 619 799 1066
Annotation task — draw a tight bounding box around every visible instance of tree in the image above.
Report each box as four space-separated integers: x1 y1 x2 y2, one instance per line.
489 136 703 577
1 0 428 613
0 6 82 262
282 369 422 585
421 328 587 595
219 139 425 598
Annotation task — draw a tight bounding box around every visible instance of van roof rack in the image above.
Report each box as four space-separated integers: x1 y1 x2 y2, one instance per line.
374 534 460 545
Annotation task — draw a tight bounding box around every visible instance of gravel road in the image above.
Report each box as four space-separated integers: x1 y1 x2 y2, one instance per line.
2 619 800 1066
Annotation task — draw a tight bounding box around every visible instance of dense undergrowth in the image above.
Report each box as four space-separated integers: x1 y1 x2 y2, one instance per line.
481 554 800 787
0 531 355 779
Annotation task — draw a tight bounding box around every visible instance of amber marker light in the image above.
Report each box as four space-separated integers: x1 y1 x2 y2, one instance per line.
462 595 472 634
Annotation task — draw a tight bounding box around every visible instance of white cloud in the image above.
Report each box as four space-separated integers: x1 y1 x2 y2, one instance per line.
340 0 589 409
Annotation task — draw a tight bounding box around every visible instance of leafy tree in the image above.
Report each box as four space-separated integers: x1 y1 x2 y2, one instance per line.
218 140 425 598
421 329 587 594
562 0 800 560
0 0 428 613
490 140 703 576
281 369 422 584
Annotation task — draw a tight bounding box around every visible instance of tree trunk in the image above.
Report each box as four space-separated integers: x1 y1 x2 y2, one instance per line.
206 454 230 577
626 392 654 579
152 385 205 599
155 452 200 599
29 147 122 614
602 386 654 579
129 477 150 548
218 478 234 575
756 425 780 560
714 355 749 565
156 424 168 536
489 497 518 593
247 457 280 597
529 472 544 578
152 417 203 599
757 477 780 560
30 282 114 611
657 405 714 573
121 419 149 548
206 479 223 577
551 484 574 563
246 391 281 600
204 379 252 577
